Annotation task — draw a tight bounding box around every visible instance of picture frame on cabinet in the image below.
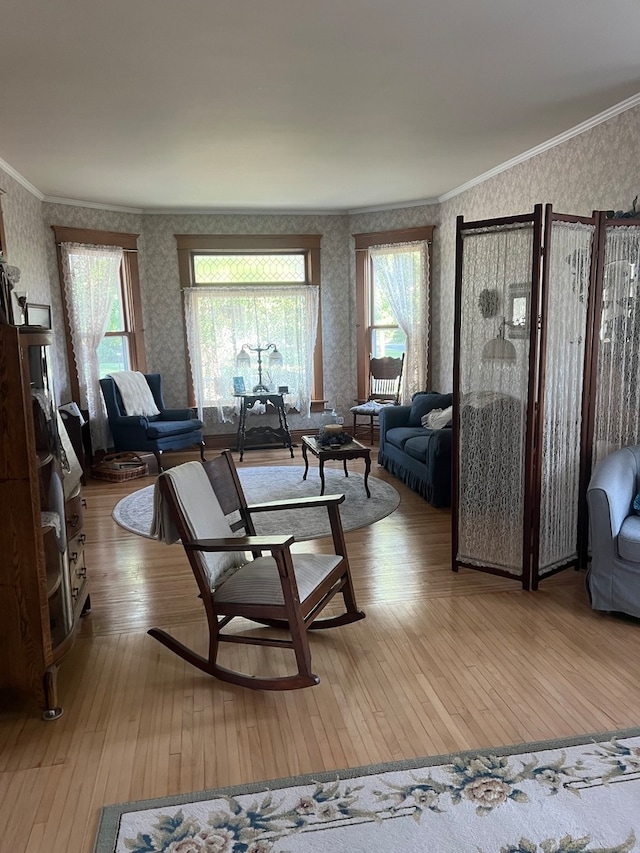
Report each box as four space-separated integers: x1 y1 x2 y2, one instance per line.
26 303 52 329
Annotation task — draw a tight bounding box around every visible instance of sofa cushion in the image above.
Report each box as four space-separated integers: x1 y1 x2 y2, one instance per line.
146 420 202 439
403 434 435 463
618 515 640 563
408 392 454 427
385 426 427 451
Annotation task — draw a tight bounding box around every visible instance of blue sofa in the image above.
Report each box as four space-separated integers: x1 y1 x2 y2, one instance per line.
378 392 453 508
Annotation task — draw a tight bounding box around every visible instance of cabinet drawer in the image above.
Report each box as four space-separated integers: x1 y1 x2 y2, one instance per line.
67 534 88 616
65 486 85 539
67 533 86 581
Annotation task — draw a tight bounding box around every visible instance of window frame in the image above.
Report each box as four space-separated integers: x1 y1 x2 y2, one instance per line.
353 226 433 402
52 226 145 404
175 234 323 407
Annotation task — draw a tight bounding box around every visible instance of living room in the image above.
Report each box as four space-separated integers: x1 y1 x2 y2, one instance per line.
2 3 640 851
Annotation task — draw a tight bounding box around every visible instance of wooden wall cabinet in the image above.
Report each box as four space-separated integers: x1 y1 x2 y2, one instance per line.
0 324 89 719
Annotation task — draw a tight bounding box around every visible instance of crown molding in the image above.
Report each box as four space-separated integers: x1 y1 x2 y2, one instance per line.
438 92 640 203
142 206 345 216
348 197 439 215
43 196 144 214
0 156 43 199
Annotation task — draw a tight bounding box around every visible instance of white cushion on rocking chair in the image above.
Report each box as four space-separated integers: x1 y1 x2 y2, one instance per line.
152 461 246 588
214 553 342 605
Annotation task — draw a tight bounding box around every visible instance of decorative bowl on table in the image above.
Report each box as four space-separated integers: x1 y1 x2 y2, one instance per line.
324 423 343 436
318 430 352 448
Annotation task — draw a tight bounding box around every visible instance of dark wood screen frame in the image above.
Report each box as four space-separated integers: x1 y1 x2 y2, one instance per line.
453 206 602 591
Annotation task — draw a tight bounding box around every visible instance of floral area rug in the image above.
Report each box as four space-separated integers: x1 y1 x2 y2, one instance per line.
94 728 640 852
112 466 400 542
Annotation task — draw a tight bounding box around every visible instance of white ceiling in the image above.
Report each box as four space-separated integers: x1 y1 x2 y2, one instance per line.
2 0 640 213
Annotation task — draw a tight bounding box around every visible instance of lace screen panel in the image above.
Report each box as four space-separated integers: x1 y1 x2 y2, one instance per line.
592 225 640 467
538 221 594 575
457 224 533 576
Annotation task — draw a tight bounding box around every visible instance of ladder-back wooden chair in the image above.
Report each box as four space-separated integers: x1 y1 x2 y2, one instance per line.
350 354 405 444
149 451 365 690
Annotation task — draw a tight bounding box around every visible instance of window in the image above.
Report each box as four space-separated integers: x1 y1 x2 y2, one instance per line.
52 226 144 451
354 226 433 402
176 235 322 421
96 257 137 376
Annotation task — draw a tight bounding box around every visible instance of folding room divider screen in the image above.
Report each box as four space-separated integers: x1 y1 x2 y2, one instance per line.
453 204 598 590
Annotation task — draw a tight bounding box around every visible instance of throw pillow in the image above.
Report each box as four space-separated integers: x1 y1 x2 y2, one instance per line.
408 392 454 427
421 405 453 430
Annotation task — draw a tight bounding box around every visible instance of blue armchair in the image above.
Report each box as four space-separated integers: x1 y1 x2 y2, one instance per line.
586 444 640 618
99 373 205 472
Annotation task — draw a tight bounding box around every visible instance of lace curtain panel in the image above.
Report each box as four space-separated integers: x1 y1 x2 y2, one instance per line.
60 242 123 452
538 221 594 575
592 224 640 467
184 285 319 422
369 241 430 401
457 224 534 578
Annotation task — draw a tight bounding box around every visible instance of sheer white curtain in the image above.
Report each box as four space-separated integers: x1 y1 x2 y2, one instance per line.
457 224 534 577
60 242 123 451
593 224 640 466
184 285 319 422
538 220 594 575
369 241 430 400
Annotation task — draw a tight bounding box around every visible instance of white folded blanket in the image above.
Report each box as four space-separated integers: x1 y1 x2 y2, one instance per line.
109 371 160 417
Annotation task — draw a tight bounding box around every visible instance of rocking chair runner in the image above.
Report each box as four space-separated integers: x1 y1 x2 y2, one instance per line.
149 451 365 690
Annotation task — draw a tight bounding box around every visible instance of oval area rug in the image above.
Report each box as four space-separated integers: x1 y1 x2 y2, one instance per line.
112 466 400 541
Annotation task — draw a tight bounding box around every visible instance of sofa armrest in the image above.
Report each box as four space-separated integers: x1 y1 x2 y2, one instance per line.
379 405 411 431
427 427 452 468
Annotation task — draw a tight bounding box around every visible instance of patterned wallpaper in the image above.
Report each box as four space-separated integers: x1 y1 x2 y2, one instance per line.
437 104 640 390
0 170 50 304
2 102 640 427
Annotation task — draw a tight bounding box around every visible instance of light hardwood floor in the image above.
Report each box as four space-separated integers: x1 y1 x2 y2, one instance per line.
1 446 639 853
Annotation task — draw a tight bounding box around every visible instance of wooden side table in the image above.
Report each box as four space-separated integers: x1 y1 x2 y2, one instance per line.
301 435 371 498
236 393 294 461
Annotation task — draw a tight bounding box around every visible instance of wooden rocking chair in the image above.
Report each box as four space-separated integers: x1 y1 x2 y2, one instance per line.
149 450 365 690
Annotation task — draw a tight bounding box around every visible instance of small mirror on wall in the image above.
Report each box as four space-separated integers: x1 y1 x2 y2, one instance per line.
507 283 530 339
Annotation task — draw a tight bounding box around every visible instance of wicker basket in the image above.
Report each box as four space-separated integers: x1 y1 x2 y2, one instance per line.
91 452 148 482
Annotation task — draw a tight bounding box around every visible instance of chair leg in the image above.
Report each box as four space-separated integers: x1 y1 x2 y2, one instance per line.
370 415 374 445
198 440 206 462
153 449 163 472
352 413 358 439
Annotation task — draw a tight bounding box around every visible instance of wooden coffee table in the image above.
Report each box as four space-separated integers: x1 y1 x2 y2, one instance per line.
301 435 371 498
